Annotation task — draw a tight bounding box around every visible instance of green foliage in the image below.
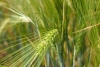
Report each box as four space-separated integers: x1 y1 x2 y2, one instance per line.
0 0 100 67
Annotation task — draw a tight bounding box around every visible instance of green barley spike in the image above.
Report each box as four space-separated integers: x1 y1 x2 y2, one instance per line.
30 29 58 67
